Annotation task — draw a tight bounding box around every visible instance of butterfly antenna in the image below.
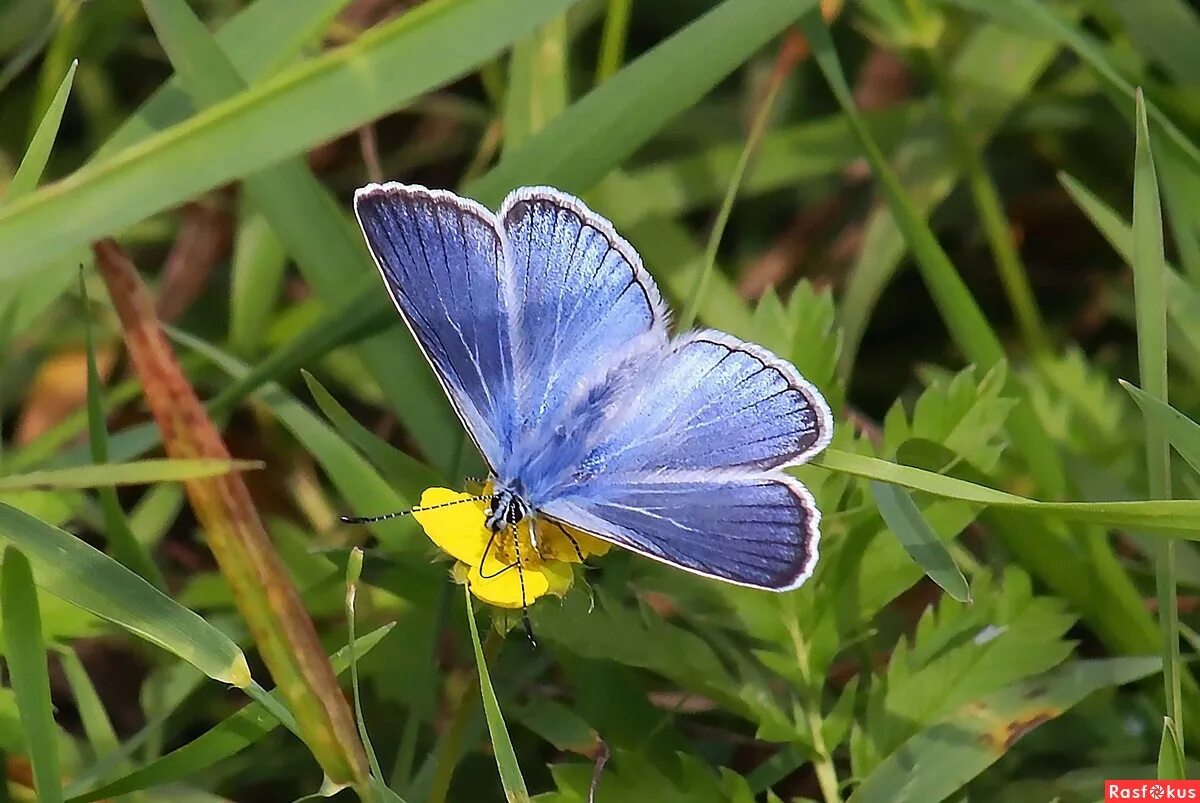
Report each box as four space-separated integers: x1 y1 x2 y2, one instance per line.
340 494 491 525
511 521 536 648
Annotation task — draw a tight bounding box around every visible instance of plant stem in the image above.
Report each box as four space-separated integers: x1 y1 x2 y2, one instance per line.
786 610 842 803
679 32 804 330
909 0 1048 354
595 0 633 84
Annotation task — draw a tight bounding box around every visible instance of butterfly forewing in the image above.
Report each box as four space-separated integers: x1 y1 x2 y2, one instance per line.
355 183 516 467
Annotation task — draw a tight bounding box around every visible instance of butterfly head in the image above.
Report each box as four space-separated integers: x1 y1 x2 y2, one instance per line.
485 483 531 533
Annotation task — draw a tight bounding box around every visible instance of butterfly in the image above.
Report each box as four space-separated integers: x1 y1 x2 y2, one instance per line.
349 183 833 609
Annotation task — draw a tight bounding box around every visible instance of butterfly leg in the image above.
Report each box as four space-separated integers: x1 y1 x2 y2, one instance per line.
551 521 586 563
510 522 536 648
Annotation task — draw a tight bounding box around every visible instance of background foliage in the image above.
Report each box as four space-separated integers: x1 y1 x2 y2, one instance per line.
0 0 1197 800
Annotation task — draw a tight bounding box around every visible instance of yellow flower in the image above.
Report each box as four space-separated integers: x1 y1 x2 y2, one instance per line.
412 487 610 608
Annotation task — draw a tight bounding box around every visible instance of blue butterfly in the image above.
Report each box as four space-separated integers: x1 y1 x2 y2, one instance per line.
351 183 833 598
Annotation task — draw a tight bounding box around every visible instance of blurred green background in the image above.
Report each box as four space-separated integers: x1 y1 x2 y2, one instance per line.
0 0 1199 800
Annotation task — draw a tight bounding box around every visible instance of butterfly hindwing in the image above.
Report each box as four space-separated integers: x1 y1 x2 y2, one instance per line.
539 331 832 590
541 473 819 590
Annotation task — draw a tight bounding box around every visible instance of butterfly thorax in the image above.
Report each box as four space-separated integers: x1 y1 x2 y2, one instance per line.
485 484 531 533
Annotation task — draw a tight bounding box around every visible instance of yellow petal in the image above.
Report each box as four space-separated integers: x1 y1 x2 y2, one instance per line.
412 488 490 566
536 520 612 562
465 559 554 608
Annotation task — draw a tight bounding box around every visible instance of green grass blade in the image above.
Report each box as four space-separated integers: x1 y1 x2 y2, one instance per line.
302 370 440 502
813 448 1200 536
0 503 250 686
910 6 1046 353
594 0 632 83
463 585 529 802
0 458 262 491
0 0 583 281
837 18 1066 371
1123 381 1200 478
4 58 76 203
1160 716 1186 780
140 0 460 464
167 328 419 550
346 550 381 778
871 481 970 603
81 271 166 588
800 8 1065 497
678 39 789 330
51 645 121 768
467 0 818 205
228 206 287 356
100 0 354 158
940 0 1200 176
504 14 568 150
1134 88 1184 745
2 547 63 803
67 624 396 803
802 10 1000 367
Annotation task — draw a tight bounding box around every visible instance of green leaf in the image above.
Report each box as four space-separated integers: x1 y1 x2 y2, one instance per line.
100 0 356 158
812 448 1200 537
464 586 529 802
140 0 460 466
0 0 584 282
1160 716 1186 780
2 547 62 803
67 623 395 803
0 458 262 491
504 14 568 150
468 0 818 204
5 58 75 203
228 206 286 356
81 271 166 588
51 646 121 769
302 370 439 505
0 503 250 687
871 481 970 603
1123 380 1200 477
1134 87 1184 744
344 549 390 792
848 657 1161 803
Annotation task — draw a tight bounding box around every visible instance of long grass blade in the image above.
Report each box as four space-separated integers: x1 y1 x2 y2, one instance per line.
0 502 250 686
2 547 63 803
1133 87 1183 747
464 585 529 802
